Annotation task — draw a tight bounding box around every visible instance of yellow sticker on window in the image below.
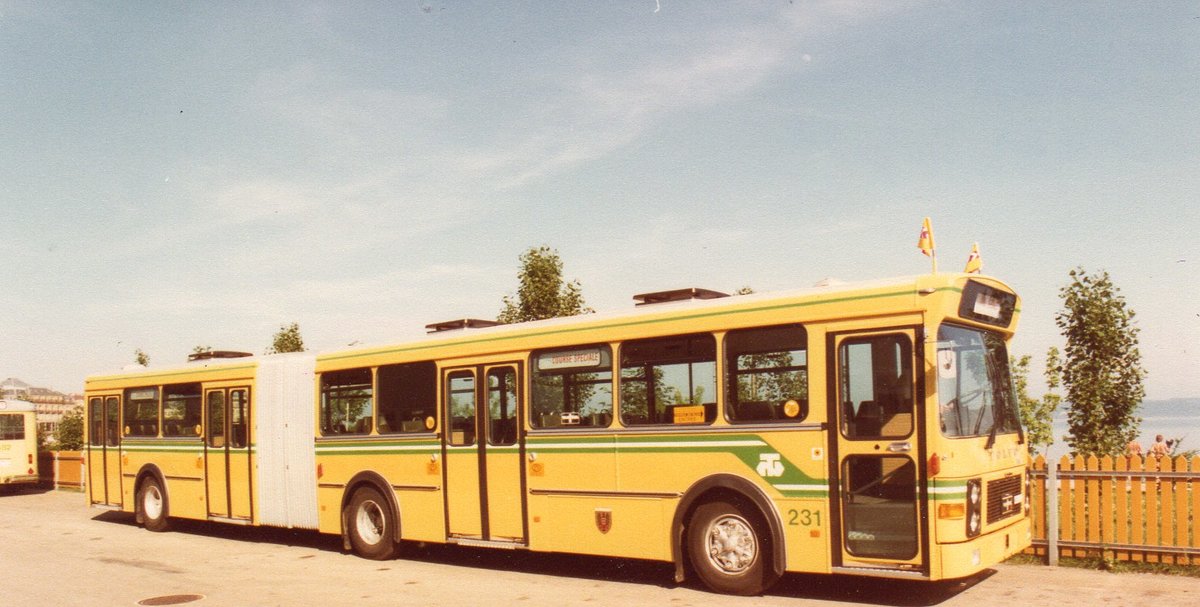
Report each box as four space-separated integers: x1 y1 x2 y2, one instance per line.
672 405 705 424
783 400 801 418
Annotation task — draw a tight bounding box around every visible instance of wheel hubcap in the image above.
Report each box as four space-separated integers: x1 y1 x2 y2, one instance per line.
705 514 758 574
355 500 385 545
143 486 163 520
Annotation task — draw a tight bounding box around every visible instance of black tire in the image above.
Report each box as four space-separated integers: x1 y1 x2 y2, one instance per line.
346 487 398 560
137 477 171 532
686 499 778 595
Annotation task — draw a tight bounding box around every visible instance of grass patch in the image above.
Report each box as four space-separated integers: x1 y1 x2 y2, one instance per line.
1004 553 1200 578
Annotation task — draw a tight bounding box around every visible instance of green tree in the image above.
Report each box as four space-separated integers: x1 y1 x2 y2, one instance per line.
1057 268 1145 455
54 405 85 450
1011 346 1061 456
267 322 306 354
497 246 592 323
134 349 150 366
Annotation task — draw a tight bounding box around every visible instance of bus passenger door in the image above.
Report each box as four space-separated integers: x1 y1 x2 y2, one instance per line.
442 364 526 544
87 395 122 507
828 328 926 574
205 387 253 521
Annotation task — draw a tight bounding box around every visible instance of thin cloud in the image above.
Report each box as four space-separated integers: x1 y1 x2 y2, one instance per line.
487 4 883 190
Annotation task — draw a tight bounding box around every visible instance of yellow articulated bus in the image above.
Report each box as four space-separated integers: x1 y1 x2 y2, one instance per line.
85 273 1030 595
1 399 40 489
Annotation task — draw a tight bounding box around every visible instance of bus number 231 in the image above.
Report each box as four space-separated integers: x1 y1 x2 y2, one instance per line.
788 509 821 527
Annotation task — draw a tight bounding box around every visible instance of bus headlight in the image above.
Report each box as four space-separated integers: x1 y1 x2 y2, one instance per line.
966 478 982 538
1025 472 1032 515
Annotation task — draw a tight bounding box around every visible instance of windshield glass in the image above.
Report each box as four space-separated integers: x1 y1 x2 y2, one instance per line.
937 324 1022 438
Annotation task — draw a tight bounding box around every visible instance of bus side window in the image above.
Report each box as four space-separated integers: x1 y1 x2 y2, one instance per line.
724 324 808 423
89 397 105 446
320 368 373 436
620 333 716 426
163 383 202 438
377 361 437 434
530 345 613 429
839 335 913 439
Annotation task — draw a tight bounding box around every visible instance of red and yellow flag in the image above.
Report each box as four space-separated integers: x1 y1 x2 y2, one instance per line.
964 242 982 274
917 217 935 257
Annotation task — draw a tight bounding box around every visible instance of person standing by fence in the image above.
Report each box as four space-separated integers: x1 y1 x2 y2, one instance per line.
1150 434 1170 458
1126 440 1142 457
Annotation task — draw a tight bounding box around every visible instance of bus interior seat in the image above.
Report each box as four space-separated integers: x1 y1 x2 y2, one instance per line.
491 418 516 444
880 412 913 436
737 401 776 421
623 413 647 426
855 400 881 436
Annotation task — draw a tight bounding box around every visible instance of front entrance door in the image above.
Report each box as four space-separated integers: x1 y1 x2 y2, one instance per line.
87 395 122 507
829 328 926 573
443 364 526 543
205 387 252 520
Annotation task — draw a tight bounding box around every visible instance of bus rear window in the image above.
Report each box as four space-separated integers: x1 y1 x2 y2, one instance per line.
0 414 24 440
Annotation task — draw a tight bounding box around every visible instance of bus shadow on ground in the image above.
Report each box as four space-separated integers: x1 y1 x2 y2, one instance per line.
0 484 55 497
90 510 988 605
399 544 991 605
770 570 994 606
90 510 344 552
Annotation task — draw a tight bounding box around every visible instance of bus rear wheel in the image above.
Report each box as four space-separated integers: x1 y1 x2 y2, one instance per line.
138 477 171 532
686 499 777 596
346 487 398 560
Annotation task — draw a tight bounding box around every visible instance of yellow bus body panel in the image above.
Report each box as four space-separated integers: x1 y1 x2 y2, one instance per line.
83 273 1026 582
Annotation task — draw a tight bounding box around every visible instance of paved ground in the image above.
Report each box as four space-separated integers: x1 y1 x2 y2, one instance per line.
2 486 1196 606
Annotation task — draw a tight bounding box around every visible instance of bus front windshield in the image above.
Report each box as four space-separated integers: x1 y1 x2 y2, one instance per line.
937 324 1022 440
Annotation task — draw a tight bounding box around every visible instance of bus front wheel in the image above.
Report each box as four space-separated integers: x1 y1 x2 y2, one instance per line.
137 477 171 532
346 487 398 560
686 499 776 596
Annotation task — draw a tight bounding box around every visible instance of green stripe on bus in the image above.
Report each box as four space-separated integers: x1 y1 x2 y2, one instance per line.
930 479 968 501
528 433 827 497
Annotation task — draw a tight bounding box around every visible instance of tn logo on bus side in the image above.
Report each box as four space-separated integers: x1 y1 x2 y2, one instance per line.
756 453 785 477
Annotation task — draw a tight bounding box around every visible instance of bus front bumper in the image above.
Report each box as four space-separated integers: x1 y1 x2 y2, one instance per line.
937 516 1031 580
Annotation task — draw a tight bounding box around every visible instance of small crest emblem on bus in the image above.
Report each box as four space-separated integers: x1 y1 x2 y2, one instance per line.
595 508 613 534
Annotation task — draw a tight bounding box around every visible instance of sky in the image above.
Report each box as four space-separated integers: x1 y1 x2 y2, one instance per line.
2 2 1197 400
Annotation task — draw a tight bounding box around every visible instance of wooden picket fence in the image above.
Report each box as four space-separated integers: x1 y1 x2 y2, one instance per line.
36 450 85 491
1026 454 1200 564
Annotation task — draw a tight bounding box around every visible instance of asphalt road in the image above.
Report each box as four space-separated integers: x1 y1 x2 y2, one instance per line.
2 487 1195 606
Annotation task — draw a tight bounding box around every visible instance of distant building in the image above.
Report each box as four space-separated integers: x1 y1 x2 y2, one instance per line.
1 377 83 440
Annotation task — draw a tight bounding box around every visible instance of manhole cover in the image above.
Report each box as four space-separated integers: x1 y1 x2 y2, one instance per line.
137 594 205 606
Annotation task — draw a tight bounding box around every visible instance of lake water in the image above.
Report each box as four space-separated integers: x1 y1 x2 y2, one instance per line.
1042 398 1200 460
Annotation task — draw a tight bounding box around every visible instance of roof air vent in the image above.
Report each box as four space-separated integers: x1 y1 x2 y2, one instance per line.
187 350 253 362
425 318 504 334
632 287 729 306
